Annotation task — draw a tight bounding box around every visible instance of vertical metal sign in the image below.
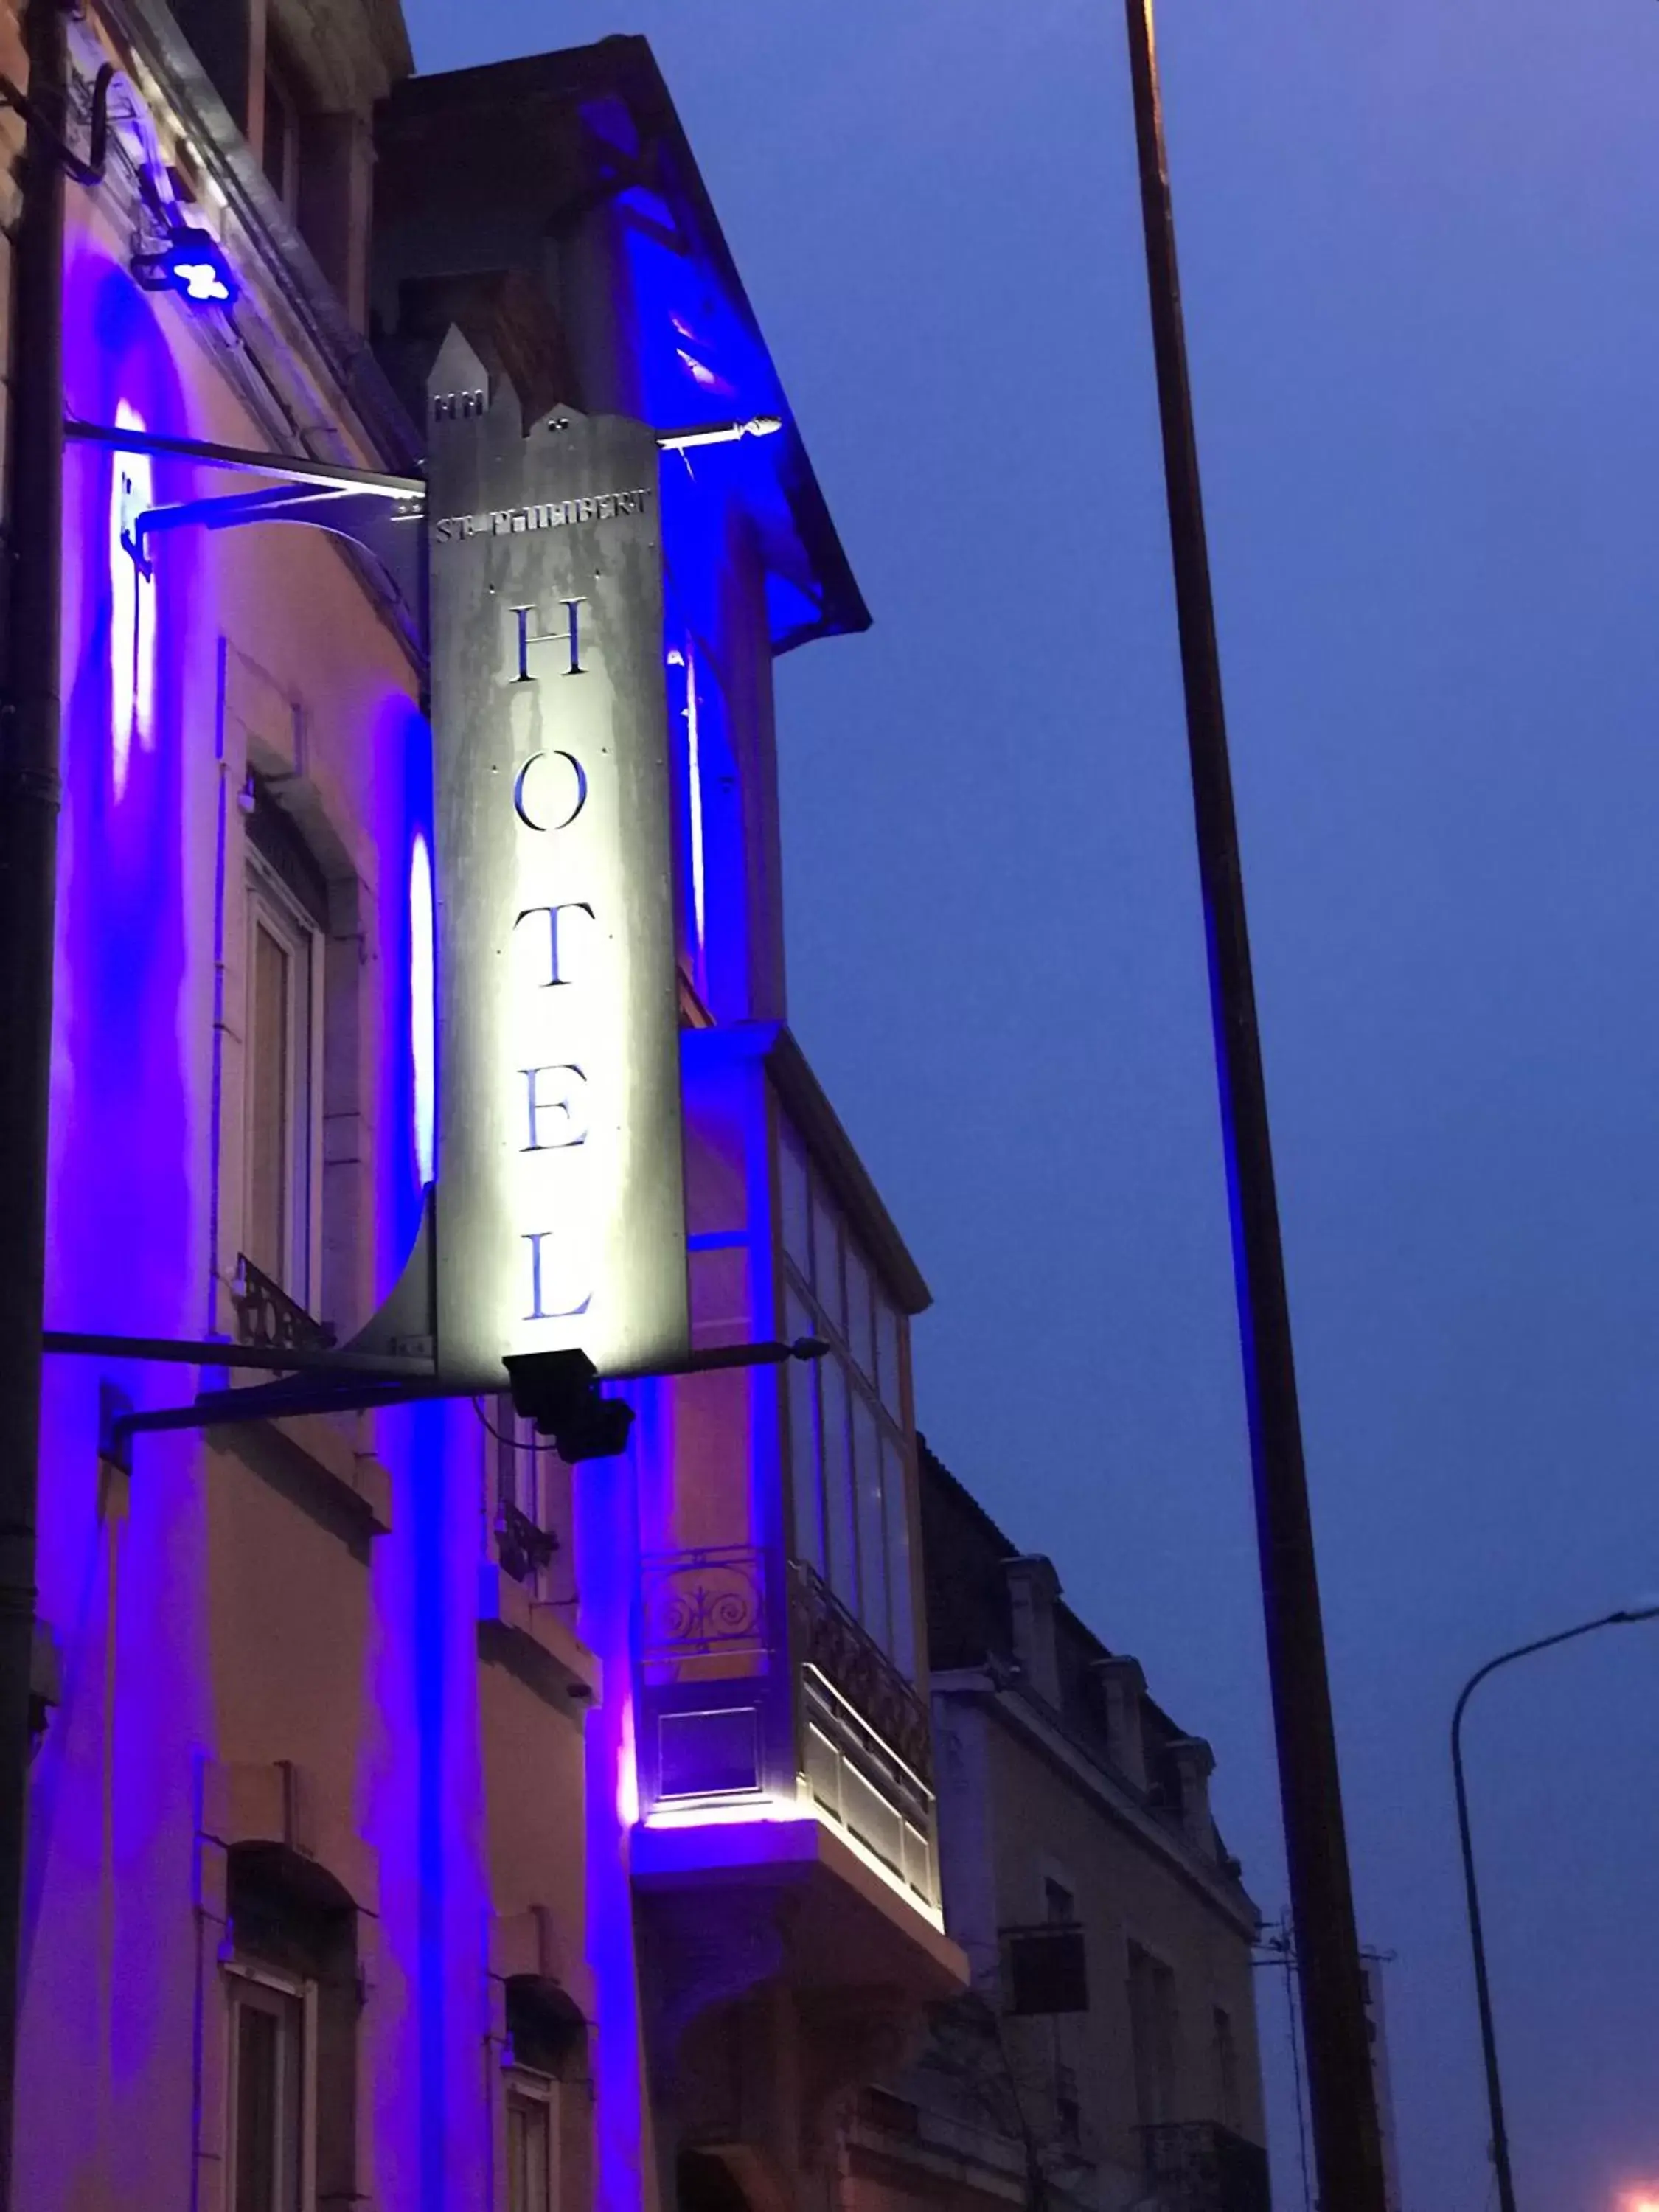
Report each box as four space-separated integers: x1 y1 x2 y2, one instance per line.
425 330 687 1383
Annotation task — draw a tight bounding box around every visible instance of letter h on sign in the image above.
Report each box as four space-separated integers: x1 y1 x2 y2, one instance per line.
513 598 585 681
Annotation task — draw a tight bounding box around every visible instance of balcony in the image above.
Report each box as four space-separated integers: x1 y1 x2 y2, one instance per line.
1138 2122 1271 2212
634 1546 936 1903
232 1253 337 1355
630 1543 957 1993
626 1025 963 2009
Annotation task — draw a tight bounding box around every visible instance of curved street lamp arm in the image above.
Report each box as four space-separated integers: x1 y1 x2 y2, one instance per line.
1450 1608 1650 2212
1451 1613 1630 1751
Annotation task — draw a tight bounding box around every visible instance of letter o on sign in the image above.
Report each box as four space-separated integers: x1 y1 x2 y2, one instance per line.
513 749 588 833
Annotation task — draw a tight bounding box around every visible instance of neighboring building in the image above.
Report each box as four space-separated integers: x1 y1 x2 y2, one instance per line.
18 7 961 2211
844 1446 1268 2212
1360 1953 1403 2212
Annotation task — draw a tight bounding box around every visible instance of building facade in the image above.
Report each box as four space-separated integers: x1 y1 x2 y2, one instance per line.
844 1448 1267 2212
16 7 962 2210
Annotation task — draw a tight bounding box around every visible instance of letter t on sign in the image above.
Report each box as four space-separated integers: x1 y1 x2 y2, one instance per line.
514 902 594 987
514 599 585 681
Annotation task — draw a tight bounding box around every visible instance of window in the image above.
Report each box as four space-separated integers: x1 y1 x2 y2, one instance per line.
785 1286 823 1577
1127 1942 1179 2129
222 1845 358 2212
501 1977 583 2212
244 786 327 1314
818 1354 858 1614
505 2073 557 2212
261 46 301 210
226 1966 310 2212
487 1395 569 1603
778 1121 915 1674
1213 2005 1240 2130
1054 2060 1081 2144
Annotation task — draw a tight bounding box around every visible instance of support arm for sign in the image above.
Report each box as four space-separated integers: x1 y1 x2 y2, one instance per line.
69 411 782 479
124 479 402 561
65 416 426 497
96 1338 827 1470
73 406 780 664
120 481 424 609
43 1329 436 1377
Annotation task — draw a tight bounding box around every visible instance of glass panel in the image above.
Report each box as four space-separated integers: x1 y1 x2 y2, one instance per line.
233 1989 301 2212
507 2087 553 2212
812 1189 843 1332
820 1356 858 1613
845 1244 874 1380
291 931 313 1310
883 1436 915 1679
248 918 290 1287
234 2003 279 2212
852 1391 887 1652
875 1297 902 1419
779 1127 810 1273
689 1245 748 1346
785 1290 824 1572
279 1997 302 2212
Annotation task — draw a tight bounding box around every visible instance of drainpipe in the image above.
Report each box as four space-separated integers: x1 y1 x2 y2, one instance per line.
0 0 69 2200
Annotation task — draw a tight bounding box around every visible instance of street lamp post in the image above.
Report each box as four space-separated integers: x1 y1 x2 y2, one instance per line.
1452 1602 1659 2212
1116 7 1388 2208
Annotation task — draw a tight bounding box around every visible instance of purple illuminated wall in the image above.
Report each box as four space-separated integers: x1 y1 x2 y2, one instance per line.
21 217 477 2208
21 102 832 2210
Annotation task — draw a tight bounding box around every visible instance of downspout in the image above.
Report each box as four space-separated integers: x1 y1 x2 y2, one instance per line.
0 0 68 2202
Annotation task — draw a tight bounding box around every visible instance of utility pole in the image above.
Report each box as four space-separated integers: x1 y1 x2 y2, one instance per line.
1117 5 1388 2206
0 0 69 2201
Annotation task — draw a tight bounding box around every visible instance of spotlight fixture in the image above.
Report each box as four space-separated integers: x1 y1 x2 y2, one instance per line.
502 1348 635 1464
132 223 236 307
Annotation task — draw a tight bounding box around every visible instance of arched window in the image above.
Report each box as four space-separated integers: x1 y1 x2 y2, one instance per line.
223 1843 358 2212
502 1977 586 2212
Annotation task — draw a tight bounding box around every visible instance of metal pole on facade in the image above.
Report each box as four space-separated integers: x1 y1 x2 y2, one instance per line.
1116 5 1388 2205
1450 1604 1659 2212
0 0 69 2199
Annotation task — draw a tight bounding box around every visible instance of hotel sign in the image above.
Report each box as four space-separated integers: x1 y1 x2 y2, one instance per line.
423 330 688 1383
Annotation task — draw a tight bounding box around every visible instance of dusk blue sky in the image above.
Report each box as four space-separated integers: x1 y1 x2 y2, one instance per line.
403 4 1659 2205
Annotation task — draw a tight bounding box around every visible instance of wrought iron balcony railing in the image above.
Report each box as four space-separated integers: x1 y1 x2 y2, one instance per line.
232 1254 336 1357
788 1559 932 1784
640 1545 768 1670
495 1500 559 1589
1138 2122 1270 2212
789 1559 936 1907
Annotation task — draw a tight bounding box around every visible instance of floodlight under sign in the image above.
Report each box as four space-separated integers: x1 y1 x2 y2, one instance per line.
132 223 237 307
